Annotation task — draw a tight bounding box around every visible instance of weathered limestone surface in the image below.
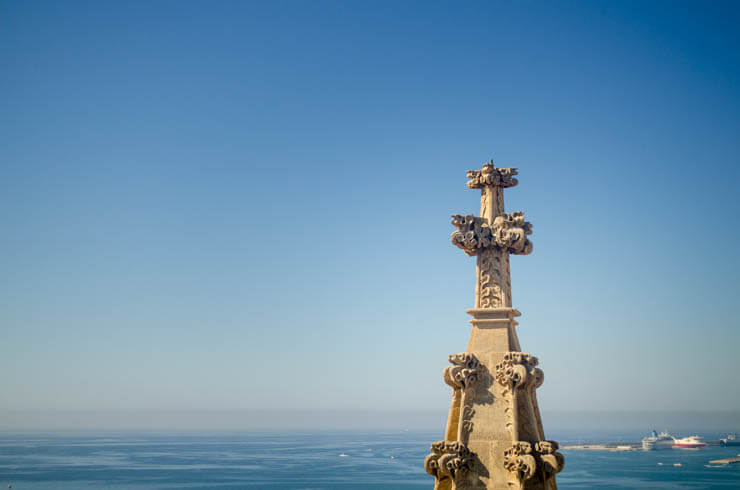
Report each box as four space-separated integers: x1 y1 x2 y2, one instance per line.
425 162 564 490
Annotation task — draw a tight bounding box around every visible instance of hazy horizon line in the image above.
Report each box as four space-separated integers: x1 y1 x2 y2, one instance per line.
2 408 738 432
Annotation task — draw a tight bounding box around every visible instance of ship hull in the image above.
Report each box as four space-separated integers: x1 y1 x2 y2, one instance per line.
673 436 706 449
642 440 674 450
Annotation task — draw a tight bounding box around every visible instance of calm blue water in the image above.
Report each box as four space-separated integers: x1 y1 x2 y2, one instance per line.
1 431 739 489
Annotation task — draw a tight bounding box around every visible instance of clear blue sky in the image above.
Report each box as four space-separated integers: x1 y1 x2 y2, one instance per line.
1 1 739 429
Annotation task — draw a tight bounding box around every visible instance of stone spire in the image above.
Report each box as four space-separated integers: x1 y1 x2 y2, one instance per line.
425 161 563 490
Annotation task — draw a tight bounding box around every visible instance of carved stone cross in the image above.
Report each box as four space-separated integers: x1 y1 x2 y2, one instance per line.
450 161 533 309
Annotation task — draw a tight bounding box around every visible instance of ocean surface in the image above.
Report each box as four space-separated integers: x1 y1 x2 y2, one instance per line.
1 431 739 489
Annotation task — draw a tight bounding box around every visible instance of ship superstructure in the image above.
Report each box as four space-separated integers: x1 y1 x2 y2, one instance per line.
641 430 674 450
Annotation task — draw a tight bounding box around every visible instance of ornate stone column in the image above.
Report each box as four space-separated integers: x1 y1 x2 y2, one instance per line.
425 161 563 490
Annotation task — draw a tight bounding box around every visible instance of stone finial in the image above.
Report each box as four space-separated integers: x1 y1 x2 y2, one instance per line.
429 158 562 488
466 160 519 189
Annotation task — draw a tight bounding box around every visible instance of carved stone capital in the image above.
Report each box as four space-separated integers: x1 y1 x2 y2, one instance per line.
466 161 519 189
450 212 532 256
443 352 480 390
424 440 474 480
495 352 543 391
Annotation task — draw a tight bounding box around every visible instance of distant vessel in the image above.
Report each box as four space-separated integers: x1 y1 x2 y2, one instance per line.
673 435 706 449
642 430 675 450
720 434 739 447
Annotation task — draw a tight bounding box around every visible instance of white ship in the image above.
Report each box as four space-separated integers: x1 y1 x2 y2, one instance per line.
642 430 675 450
673 435 706 449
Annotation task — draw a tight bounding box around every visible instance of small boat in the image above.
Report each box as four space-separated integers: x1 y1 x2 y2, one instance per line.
720 434 740 447
673 435 706 449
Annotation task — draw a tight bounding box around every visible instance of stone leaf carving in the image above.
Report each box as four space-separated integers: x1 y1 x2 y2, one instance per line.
450 214 493 256
535 440 565 476
492 212 533 255
425 440 474 480
451 212 533 256
478 248 509 308
494 352 544 391
466 162 519 189
461 405 475 433
503 441 536 483
443 352 480 390
503 440 565 484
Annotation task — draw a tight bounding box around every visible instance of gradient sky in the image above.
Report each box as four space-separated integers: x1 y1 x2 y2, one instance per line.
1 1 739 429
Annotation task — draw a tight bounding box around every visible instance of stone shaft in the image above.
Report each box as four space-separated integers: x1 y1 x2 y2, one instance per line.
477 169 509 309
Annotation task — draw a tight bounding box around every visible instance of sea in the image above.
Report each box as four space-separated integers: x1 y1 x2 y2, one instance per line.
1 431 739 489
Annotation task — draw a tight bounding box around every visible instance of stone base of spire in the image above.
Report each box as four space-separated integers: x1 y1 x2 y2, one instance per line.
425 309 564 489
